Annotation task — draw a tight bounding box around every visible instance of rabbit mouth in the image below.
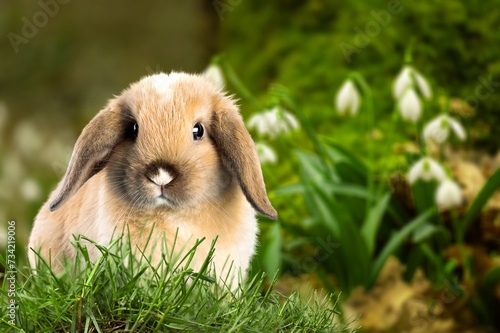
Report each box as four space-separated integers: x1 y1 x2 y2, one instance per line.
154 194 176 207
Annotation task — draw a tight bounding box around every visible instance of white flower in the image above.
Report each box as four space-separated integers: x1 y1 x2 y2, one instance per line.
335 79 361 116
393 65 432 100
393 66 412 99
423 114 466 144
408 157 446 184
281 110 300 131
413 71 432 100
255 142 277 164
247 107 299 138
20 178 42 202
398 89 422 123
435 179 462 210
13 121 45 156
202 64 225 90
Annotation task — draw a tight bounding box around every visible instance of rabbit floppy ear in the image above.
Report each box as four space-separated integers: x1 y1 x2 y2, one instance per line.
49 107 123 211
211 108 278 220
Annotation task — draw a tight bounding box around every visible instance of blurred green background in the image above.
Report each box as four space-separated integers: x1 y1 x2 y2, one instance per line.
1 1 500 331
2 0 499 244
0 0 219 242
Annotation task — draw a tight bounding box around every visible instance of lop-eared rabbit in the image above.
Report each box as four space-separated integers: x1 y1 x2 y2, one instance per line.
29 72 277 283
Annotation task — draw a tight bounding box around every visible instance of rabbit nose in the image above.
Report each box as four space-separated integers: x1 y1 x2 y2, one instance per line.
147 168 174 186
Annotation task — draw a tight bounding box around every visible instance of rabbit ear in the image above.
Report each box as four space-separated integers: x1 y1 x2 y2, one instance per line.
49 107 123 211
211 108 278 220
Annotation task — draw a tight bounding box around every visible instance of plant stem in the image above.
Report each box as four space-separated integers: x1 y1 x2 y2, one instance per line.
404 38 415 65
350 72 375 199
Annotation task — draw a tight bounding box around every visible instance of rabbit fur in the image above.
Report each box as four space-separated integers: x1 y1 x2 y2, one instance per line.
28 72 277 282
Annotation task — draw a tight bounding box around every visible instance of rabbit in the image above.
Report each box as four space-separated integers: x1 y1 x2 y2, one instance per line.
28 72 277 283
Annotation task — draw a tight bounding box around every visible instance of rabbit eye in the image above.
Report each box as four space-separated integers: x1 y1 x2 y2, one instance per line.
125 121 139 140
192 122 204 141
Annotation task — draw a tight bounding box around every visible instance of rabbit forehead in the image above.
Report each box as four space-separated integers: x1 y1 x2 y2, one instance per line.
118 72 222 157
124 72 218 120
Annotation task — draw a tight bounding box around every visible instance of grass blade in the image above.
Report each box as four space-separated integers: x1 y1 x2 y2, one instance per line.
1 233 353 332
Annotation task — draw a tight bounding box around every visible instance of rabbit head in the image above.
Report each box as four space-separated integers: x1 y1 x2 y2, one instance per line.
48 72 277 220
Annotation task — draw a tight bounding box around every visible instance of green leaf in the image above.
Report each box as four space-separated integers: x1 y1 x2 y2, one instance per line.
482 266 500 293
458 168 500 241
444 259 459 276
295 150 335 181
309 185 341 236
322 138 368 177
275 183 304 196
361 193 390 256
261 222 282 278
412 223 450 244
411 180 438 214
369 209 434 288
306 182 369 292
420 243 448 285
323 183 375 200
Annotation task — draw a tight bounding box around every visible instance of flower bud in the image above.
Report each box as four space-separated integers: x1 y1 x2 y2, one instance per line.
398 89 422 123
255 142 277 164
393 65 432 100
335 79 361 116
408 157 446 184
435 179 462 210
247 107 299 138
423 114 466 144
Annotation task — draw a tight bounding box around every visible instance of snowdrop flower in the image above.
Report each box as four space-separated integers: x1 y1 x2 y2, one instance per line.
20 178 42 202
203 64 225 90
335 79 361 116
13 121 44 156
255 142 277 164
393 65 432 100
423 114 466 144
247 107 299 138
398 89 422 123
408 157 446 184
435 179 462 210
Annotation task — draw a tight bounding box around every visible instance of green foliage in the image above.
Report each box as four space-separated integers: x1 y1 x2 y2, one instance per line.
219 0 500 151
218 48 500 329
458 168 500 242
0 236 353 332
276 136 435 294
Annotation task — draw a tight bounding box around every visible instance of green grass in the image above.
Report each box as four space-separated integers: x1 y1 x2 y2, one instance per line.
0 234 355 332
